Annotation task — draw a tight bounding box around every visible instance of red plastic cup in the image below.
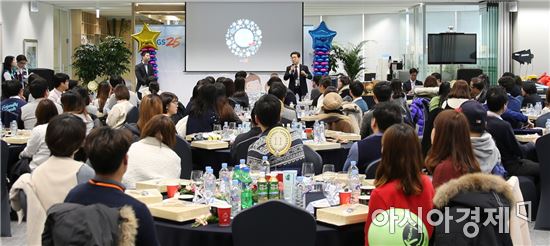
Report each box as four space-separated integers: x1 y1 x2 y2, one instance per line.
339 191 351 205
218 206 232 227
166 184 179 198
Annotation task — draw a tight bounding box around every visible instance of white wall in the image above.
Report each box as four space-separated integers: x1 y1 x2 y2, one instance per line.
512 1 550 76
363 14 402 76
1 1 54 69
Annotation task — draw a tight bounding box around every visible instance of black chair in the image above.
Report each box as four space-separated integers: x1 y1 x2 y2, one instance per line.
303 145 323 175
535 134 550 229
1 141 11 236
232 200 316 246
456 68 483 82
365 158 381 179
231 137 259 165
174 136 192 179
535 112 550 128
125 106 139 124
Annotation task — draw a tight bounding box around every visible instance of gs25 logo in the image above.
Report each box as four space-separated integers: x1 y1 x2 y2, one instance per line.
156 36 182 48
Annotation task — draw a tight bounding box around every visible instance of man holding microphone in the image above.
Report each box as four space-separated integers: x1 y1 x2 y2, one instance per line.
284 51 312 101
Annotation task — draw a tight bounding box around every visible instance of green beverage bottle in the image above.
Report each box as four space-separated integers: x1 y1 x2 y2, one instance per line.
241 167 253 209
257 176 268 203
268 175 280 200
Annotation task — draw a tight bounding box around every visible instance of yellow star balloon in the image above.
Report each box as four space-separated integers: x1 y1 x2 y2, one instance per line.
131 23 161 50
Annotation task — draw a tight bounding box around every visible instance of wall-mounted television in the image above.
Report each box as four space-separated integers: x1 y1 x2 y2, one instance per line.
428 33 477 64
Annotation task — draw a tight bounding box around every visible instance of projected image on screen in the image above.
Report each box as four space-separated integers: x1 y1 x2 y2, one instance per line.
186 2 303 71
225 19 263 59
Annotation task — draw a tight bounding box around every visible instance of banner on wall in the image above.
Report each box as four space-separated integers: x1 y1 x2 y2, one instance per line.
135 25 185 86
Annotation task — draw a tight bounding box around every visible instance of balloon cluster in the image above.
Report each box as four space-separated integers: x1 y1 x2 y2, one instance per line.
143 47 159 77
313 48 330 76
308 21 337 77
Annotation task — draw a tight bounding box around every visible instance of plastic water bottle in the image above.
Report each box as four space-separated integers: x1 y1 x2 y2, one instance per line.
203 168 216 204
219 163 231 198
10 120 18 137
240 167 254 209
232 165 241 183
545 119 550 135
261 156 271 175
239 159 247 169
348 161 359 176
294 176 306 208
319 121 326 142
230 180 242 218
313 121 320 143
349 169 361 204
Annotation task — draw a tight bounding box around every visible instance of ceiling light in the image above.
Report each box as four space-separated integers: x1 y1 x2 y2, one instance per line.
29 0 39 13
96 8 100 18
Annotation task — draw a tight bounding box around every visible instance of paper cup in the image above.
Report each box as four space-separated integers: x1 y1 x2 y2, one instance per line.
217 206 232 227
339 191 351 205
166 184 179 198
360 185 375 196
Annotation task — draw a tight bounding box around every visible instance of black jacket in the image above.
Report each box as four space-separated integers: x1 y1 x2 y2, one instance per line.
284 64 312 97
486 115 524 169
432 173 514 246
403 80 423 93
135 62 154 91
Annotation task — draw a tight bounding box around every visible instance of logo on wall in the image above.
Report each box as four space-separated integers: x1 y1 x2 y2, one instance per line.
225 19 262 58
157 36 182 48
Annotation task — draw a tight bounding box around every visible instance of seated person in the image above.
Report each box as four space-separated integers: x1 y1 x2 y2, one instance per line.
497 76 528 128
20 76 62 129
246 94 305 172
10 113 94 245
460 100 503 175
186 84 220 135
485 86 539 177
470 77 488 103
231 76 250 108
104 75 140 113
65 127 159 246
231 103 262 151
521 82 542 107
350 81 368 113
266 76 296 106
343 102 402 172
106 84 134 129
19 99 59 170
48 73 69 104
364 124 434 243
268 81 297 123
123 115 181 188
61 91 94 135
315 92 358 133
360 81 392 138
1 80 26 127
310 75 322 102
313 76 332 109
337 75 351 100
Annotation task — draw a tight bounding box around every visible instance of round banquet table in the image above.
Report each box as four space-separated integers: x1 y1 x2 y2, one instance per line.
191 143 353 175
154 218 364 246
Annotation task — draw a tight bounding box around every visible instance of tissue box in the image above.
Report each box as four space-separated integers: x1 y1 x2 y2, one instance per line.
191 140 229 150
125 189 162 205
148 199 211 222
316 204 369 226
135 178 190 193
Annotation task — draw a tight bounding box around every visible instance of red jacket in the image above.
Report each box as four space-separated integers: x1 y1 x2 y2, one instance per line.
432 159 467 189
364 175 435 245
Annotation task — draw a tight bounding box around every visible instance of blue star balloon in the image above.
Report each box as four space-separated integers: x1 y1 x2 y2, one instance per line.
309 21 336 76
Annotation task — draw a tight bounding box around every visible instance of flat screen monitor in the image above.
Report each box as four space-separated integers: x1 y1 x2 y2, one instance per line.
428 33 477 64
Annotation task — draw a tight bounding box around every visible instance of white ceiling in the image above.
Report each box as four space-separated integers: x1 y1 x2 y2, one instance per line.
16 0 549 17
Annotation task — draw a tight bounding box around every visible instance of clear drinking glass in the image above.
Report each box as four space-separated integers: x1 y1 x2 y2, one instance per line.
213 124 222 132
190 170 204 189
302 162 315 177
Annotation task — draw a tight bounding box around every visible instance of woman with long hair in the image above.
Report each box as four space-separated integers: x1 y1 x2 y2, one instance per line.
214 82 241 124
61 91 94 135
92 81 111 116
426 110 481 188
123 115 181 188
364 123 435 244
2 56 16 82
187 83 219 134
231 76 249 107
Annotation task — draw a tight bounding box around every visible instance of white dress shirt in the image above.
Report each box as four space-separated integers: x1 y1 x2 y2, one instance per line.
19 124 50 170
48 88 64 104
20 98 63 129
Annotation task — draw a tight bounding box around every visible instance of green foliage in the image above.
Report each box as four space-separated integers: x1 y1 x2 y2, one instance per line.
99 36 132 78
72 36 131 84
331 41 366 80
72 44 101 83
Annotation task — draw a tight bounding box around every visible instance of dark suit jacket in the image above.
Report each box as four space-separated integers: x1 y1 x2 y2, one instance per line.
284 64 312 97
403 80 423 93
135 62 154 91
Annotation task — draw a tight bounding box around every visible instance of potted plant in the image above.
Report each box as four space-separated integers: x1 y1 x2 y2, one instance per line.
331 41 366 80
99 36 132 78
72 43 102 86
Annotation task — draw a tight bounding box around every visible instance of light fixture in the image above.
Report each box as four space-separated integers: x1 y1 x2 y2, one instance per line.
96 8 100 18
29 0 39 13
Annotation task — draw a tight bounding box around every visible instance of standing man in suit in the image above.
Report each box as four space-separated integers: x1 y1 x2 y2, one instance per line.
284 51 312 101
403 68 423 93
135 51 154 93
